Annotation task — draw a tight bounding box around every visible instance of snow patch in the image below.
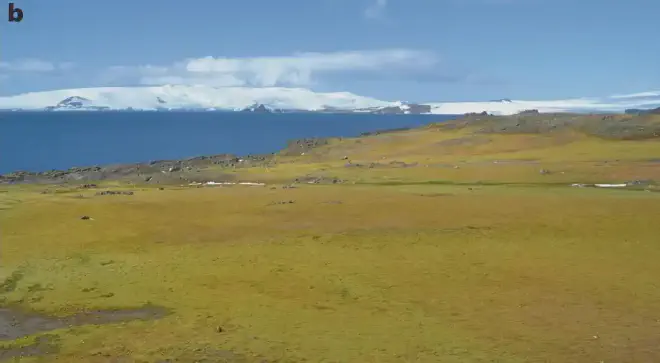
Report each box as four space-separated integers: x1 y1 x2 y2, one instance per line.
594 184 627 188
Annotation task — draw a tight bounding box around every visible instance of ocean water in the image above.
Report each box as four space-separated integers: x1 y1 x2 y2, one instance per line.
0 111 456 174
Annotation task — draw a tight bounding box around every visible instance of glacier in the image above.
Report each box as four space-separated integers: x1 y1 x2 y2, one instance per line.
0 84 658 115
426 95 660 115
0 85 394 112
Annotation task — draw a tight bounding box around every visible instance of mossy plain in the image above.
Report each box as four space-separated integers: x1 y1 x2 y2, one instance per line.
1 115 659 362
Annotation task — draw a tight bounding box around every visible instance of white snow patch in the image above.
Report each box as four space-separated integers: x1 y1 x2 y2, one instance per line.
571 183 628 188
594 184 627 188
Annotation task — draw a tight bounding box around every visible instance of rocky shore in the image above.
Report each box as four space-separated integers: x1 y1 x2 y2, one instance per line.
0 153 275 185
0 137 335 185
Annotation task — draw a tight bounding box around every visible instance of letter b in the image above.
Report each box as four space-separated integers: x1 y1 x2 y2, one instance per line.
8 3 23 22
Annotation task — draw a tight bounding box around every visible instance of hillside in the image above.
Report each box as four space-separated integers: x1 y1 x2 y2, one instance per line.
232 112 660 187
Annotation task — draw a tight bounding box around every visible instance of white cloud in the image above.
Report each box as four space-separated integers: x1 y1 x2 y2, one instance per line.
365 0 387 19
0 59 74 72
609 91 660 100
103 49 440 88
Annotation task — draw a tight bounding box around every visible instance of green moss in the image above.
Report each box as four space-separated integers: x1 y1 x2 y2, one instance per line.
1 119 660 362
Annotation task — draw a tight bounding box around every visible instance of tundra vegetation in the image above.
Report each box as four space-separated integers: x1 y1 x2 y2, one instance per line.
0 112 659 362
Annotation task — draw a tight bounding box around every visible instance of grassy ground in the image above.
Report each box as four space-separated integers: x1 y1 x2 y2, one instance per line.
1 115 660 362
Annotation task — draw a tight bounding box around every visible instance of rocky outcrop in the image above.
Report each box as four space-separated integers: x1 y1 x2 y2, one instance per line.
0 153 273 185
240 104 282 113
369 103 432 114
518 109 540 115
45 96 110 111
464 111 490 116
370 106 406 114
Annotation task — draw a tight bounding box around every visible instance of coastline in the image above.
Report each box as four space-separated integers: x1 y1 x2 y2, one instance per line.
4 109 660 185
0 129 402 185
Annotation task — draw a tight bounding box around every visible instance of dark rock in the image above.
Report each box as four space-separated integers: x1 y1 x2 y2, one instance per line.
371 106 404 114
80 216 91 220
44 96 110 111
268 200 295 206
240 103 281 113
361 103 431 115
626 179 653 186
95 191 134 196
465 111 490 116
54 96 90 108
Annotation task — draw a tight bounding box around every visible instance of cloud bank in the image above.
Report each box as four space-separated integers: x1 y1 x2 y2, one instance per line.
102 49 443 88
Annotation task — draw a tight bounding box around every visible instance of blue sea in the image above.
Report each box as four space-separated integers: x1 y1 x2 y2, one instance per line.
0 111 456 174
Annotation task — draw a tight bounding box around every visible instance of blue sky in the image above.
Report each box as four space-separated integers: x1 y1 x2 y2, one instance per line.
1 0 659 102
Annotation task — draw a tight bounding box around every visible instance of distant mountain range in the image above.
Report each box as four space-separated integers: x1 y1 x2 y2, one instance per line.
1 85 660 115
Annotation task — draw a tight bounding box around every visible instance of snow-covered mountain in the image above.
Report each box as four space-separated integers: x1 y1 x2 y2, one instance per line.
0 85 659 115
0 85 394 112
44 96 110 111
